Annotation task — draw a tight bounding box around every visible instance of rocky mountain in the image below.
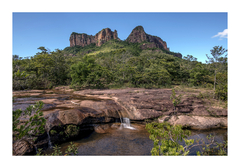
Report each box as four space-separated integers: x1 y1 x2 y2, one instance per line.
69 28 119 47
69 26 182 58
126 26 169 51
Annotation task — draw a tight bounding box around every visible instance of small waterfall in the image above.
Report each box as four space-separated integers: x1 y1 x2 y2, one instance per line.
46 123 52 148
34 145 38 154
116 110 123 128
47 131 52 148
120 118 136 130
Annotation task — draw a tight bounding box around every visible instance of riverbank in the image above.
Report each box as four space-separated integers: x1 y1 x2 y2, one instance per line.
12 86 227 155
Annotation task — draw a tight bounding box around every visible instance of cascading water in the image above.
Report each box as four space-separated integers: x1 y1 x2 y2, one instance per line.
120 117 136 130
47 131 52 148
46 123 52 148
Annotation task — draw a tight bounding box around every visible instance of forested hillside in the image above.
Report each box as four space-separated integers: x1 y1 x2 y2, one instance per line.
12 40 227 101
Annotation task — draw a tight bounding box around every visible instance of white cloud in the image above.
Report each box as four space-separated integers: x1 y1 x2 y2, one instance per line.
212 29 228 39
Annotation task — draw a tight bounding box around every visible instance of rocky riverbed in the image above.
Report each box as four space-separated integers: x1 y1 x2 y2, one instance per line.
12 86 227 155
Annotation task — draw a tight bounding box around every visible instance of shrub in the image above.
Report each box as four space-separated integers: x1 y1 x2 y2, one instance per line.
13 101 46 141
146 122 228 156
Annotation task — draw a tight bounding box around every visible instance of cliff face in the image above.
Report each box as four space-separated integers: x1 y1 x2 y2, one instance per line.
126 26 169 51
95 28 118 46
69 26 182 58
69 33 95 47
69 28 118 47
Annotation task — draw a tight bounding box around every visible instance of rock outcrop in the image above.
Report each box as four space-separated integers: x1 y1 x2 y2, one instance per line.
126 26 169 51
13 87 228 155
13 139 36 155
75 88 227 130
159 115 227 130
95 29 119 46
69 28 119 47
69 26 182 58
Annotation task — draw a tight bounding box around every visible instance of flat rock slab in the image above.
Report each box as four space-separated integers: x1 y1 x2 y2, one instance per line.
13 88 228 131
74 88 228 120
167 115 227 130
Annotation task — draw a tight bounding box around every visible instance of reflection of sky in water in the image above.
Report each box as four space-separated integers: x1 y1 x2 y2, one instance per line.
44 124 227 156
14 93 227 156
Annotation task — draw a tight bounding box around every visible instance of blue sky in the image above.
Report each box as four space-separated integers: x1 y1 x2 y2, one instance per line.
12 12 227 63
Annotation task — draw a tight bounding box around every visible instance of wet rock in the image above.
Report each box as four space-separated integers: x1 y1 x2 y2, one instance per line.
94 124 110 133
111 123 121 129
44 107 106 130
75 88 228 130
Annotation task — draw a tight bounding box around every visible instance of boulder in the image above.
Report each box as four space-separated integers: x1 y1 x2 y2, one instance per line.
167 115 227 130
45 107 109 131
13 139 36 156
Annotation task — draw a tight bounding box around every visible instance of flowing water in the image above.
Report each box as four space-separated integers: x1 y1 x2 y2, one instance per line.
45 123 53 149
120 118 136 130
43 123 227 156
13 91 227 156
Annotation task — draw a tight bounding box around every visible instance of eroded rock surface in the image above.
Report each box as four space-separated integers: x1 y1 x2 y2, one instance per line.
166 115 227 130
69 28 119 47
126 26 169 51
13 89 127 147
12 87 228 154
13 139 36 155
74 88 227 129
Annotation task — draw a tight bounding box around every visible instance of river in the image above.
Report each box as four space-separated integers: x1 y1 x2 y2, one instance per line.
43 123 227 156
13 90 227 156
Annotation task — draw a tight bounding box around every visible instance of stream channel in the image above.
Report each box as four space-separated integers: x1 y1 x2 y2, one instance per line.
13 91 227 156
43 123 227 155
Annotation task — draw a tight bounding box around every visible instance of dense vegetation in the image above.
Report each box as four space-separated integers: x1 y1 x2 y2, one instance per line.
12 40 227 100
146 122 227 156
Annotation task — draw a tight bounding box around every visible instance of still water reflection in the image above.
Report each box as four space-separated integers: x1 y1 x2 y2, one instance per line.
44 124 227 156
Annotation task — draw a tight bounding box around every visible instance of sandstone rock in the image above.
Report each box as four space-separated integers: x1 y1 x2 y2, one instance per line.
111 123 121 129
95 28 119 46
94 124 110 133
13 139 36 156
45 107 106 130
158 116 170 123
69 28 119 47
69 33 95 47
126 26 169 51
140 43 157 50
167 115 227 130
75 88 228 130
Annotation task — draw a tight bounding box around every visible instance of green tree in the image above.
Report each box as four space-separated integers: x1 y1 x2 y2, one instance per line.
215 72 228 100
188 63 211 86
13 101 46 141
145 122 193 156
146 122 228 156
70 56 112 89
178 55 198 84
144 63 171 87
23 47 71 89
170 89 182 114
206 46 228 91
13 69 29 90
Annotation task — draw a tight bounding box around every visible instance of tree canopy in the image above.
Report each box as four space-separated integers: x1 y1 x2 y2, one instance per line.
12 42 227 100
